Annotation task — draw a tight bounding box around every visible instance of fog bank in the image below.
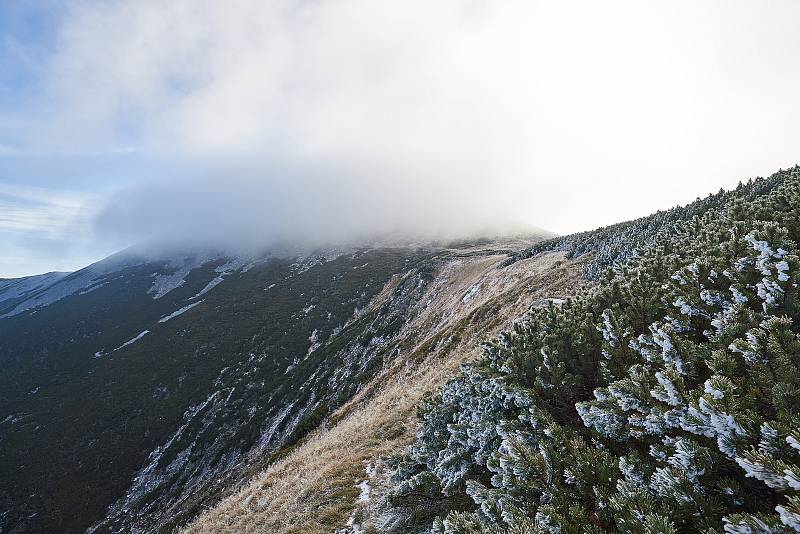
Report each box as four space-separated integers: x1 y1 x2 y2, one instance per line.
3 0 800 264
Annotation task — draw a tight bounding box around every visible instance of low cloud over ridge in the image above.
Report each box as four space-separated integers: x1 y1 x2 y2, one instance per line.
72 0 554 249
93 156 536 251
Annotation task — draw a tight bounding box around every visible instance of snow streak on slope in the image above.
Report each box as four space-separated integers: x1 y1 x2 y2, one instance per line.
159 301 204 323
114 330 150 351
147 253 246 299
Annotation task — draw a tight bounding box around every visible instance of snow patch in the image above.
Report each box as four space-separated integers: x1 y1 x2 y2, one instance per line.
307 329 321 357
151 253 260 300
114 330 150 351
357 479 370 502
194 276 224 298
462 283 481 304
159 300 204 323
190 257 257 299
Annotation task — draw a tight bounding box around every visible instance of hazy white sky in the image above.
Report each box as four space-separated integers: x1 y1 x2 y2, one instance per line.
1 0 799 277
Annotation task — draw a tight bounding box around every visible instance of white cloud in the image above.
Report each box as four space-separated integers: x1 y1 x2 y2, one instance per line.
6 0 800 251
0 182 105 277
0 182 94 236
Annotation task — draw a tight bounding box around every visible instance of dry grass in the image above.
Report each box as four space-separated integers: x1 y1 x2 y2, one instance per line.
183 250 585 534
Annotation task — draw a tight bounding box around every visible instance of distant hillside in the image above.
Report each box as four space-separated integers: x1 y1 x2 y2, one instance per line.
0 271 69 315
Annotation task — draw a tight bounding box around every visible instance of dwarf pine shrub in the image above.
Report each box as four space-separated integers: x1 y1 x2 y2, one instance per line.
392 167 800 532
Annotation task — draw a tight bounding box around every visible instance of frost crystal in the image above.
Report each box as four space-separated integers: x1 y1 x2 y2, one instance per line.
651 372 682 406
776 260 790 282
730 286 748 304
704 379 725 400
598 310 618 347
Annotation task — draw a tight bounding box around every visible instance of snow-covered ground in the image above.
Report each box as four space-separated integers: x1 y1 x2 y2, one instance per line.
0 252 147 318
0 272 69 309
158 300 204 323
114 330 150 351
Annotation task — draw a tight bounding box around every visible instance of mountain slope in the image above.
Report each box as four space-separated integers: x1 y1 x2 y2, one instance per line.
0 271 69 315
0 236 554 533
183 245 586 533
0 245 428 532
7 167 796 533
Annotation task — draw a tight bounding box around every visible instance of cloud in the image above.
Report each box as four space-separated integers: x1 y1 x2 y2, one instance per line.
47 0 557 248
0 182 101 277
0 182 93 236
6 0 800 253
93 156 541 253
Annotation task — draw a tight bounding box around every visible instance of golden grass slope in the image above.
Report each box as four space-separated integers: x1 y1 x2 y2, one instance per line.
184 247 586 534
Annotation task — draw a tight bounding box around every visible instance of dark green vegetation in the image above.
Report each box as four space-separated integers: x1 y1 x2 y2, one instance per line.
0 247 438 532
391 167 800 532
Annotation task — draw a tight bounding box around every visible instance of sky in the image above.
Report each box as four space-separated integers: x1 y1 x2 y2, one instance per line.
1 0 799 278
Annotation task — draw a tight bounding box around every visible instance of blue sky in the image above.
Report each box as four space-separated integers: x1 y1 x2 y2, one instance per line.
0 2 147 276
1 1 799 278
0 1 60 107
2 3 93 275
